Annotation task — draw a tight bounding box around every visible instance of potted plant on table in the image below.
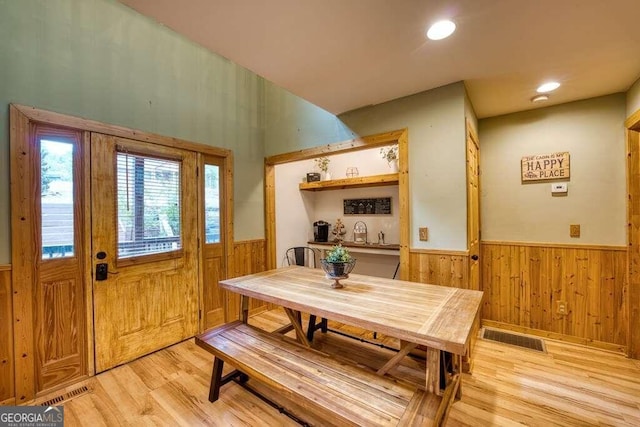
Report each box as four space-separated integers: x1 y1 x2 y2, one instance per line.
320 245 356 288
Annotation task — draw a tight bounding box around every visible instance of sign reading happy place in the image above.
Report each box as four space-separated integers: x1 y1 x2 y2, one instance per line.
521 151 570 182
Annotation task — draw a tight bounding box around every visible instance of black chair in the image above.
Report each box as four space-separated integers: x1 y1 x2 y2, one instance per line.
285 247 328 341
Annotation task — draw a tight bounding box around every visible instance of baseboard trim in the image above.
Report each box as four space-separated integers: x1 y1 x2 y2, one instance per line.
482 320 627 354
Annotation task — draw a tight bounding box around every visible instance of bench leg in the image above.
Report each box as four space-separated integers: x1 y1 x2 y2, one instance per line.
209 357 225 402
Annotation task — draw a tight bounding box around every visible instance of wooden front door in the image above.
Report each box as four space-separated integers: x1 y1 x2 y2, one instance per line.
200 155 226 329
466 122 481 291
91 133 199 372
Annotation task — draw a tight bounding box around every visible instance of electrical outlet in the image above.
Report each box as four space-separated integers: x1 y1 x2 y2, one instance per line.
570 224 580 238
556 301 568 315
419 227 428 241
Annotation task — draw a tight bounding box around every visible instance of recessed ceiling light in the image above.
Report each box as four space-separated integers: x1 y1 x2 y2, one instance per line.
531 94 549 103
536 82 560 93
427 20 456 40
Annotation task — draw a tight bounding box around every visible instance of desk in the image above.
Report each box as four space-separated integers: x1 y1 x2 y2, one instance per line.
220 266 483 422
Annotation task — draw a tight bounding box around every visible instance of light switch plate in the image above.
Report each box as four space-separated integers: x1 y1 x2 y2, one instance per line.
419 227 428 241
570 224 580 238
551 182 568 193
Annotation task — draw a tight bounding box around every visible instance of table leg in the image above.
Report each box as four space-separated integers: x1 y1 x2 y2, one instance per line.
283 307 311 347
454 353 463 400
426 347 442 396
240 295 249 324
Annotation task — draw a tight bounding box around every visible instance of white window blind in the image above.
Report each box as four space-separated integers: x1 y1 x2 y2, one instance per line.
117 152 182 258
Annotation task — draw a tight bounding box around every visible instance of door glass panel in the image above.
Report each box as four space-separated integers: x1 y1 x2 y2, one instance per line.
41 140 74 259
116 152 182 258
204 164 220 243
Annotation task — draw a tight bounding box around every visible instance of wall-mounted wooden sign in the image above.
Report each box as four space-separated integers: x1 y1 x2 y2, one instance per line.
343 198 392 215
521 151 570 182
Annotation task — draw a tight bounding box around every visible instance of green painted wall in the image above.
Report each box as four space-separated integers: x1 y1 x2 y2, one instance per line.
0 0 267 263
263 80 353 157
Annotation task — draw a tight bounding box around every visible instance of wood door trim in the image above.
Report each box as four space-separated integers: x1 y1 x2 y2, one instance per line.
13 104 232 158
397 129 410 280
264 129 410 280
625 109 640 130
223 152 235 282
0 265 10 271
466 119 480 251
481 240 627 251
197 154 205 331
10 105 37 402
264 163 276 269
626 109 640 359
81 131 94 377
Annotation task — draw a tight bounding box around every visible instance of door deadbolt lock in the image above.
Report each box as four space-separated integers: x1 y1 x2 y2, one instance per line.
96 263 108 281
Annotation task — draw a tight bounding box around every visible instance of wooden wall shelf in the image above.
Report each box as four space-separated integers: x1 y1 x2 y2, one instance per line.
299 173 399 191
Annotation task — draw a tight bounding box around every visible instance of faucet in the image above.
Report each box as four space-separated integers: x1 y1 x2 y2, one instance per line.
353 221 367 244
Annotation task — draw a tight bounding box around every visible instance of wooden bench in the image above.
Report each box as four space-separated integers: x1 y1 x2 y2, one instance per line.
196 321 442 426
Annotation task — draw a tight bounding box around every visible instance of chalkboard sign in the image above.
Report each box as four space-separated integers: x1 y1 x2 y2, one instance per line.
343 198 392 215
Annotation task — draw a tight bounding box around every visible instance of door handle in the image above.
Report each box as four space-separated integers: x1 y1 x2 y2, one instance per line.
471 254 479 261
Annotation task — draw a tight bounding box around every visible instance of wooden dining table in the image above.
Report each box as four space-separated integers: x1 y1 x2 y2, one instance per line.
220 265 483 423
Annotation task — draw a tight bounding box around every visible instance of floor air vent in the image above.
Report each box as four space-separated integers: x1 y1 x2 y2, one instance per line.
39 385 91 406
482 329 546 352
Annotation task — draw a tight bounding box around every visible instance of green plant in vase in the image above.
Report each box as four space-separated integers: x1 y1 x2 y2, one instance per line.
320 245 356 288
314 156 331 180
380 145 399 172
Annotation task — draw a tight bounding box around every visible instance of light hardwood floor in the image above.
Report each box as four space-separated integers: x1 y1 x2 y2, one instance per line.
40 308 640 426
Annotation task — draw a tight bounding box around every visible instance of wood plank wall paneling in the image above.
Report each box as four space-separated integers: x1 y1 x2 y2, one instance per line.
481 242 628 350
226 240 268 321
0 266 14 404
408 250 472 289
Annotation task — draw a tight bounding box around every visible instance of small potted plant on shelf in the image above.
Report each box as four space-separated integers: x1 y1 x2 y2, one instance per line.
380 145 399 172
314 156 331 180
320 245 356 288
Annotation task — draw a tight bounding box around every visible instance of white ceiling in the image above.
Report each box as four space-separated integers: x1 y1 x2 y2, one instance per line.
119 0 640 118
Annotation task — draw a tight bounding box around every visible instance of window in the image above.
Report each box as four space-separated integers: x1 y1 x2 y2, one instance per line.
41 139 75 259
117 152 182 258
204 164 221 243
